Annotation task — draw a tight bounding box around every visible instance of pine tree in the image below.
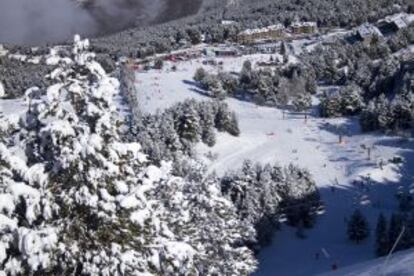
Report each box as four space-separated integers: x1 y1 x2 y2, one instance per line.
214 102 231 132
227 112 241 136
202 125 217 147
375 213 389 256
340 84 364 115
194 67 207 82
200 73 218 90
240 60 253 89
175 101 201 143
210 80 227 100
292 93 312 113
376 94 393 130
347 209 370 243
199 102 217 146
388 213 404 251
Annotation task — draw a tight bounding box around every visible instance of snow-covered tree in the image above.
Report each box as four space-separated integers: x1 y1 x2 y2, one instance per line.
193 67 207 83
175 101 201 143
292 93 312 113
214 103 240 136
220 160 320 248
210 80 227 100
320 84 364 117
240 60 253 89
0 36 257 275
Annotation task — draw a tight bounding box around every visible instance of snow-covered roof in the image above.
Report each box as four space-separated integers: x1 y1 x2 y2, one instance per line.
379 13 414 29
291 22 318 28
356 24 383 38
239 24 284 36
221 20 237 25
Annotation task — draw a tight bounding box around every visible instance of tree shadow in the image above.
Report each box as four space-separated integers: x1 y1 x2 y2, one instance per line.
374 136 414 151
316 118 361 137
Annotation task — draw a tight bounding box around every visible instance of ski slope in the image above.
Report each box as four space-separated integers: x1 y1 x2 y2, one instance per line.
132 55 414 275
2 52 412 276
320 249 414 276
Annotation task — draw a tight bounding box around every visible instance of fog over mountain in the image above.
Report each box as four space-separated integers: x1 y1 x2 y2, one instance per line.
0 0 201 45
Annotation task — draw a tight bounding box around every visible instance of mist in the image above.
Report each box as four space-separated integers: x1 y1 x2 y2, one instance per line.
0 0 165 45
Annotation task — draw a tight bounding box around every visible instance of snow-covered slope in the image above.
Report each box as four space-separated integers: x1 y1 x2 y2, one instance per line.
130 53 414 275
320 249 414 276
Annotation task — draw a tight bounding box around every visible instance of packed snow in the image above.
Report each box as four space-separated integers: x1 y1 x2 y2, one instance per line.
320 249 414 276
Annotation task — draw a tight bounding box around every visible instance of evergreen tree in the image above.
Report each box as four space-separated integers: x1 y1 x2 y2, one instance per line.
202 125 217 147
214 102 232 132
194 67 207 82
347 209 370 243
227 112 241 136
200 74 218 91
340 84 364 115
175 101 201 143
210 80 227 100
218 72 238 95
280 41 287 56
388 213 404 251
375 213 389 256
292 93 312 113
240 60 253 89
199 102 217 146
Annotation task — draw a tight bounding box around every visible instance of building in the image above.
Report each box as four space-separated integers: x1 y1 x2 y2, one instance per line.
238 24 285 44
290 22 318 35
377 13 413 36
214 47 240 57
203 47 240 57
355 24 383 45
221 20 237 25
253 42 280 54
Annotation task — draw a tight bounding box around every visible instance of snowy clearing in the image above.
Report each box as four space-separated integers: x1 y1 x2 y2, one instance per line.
131 54 414 275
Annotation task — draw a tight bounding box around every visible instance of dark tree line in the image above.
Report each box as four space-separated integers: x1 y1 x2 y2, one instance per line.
89 0 411 59
0 56 52 98
374 187 414 257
